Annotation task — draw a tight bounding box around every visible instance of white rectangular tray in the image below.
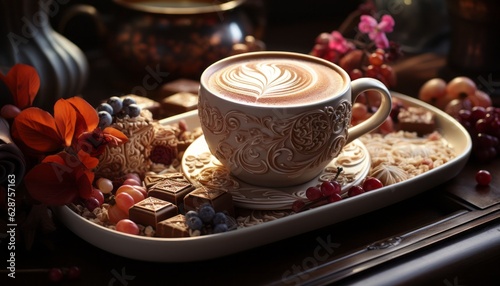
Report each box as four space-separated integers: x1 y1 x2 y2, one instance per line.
54 92 472 262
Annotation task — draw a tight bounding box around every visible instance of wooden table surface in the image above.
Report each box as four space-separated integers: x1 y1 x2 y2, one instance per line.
9 154 500 286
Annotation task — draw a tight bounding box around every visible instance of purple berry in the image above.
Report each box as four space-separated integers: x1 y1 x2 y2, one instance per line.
212 212 228 225
98 111 112 128
186 216 203 230
96 103 114 115
213 223 228 233
85 197 100 212
107 96 123 115
185 210 199 219
198 204 215 223
122 96 137 107
126 103 141 118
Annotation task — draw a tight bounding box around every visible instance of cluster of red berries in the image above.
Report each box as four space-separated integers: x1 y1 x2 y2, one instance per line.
46 266 81 282
292 170 384 213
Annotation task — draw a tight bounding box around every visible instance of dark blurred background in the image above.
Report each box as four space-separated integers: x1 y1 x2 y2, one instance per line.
53 0 364 54
48 0 367 105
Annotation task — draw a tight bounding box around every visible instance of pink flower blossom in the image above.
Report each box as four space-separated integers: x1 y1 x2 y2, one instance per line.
358 14 395 49
328 31 353 53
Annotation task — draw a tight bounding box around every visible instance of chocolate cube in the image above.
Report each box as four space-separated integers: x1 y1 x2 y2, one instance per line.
161 92 198 117
160 78 200 97
156 214 190 238
147 174 196 205
128 197 178 228
144 173 188 189
183 187 235 216
398 107 436 136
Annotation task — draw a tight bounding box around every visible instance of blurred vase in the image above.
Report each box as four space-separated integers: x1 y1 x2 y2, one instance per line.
0 0 88 111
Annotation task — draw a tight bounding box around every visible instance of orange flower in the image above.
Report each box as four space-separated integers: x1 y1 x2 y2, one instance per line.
24 151 98 205
12 97 99 153
14 96 129 205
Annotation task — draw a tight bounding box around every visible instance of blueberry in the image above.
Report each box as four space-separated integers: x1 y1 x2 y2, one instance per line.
96 103 114 115
126 103 141 118
213 223 228 233
122 96 137 108
198 204 215 223
185 210 199 220
186 216 203 230
107 96 123 115
115 110 127 119
98 111 112 128
212 212 228 225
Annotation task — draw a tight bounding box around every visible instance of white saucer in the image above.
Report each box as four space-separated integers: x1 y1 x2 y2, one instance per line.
181 136 371 210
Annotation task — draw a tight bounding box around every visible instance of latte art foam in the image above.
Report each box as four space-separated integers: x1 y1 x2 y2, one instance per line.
207 58 345 106
217 62 315 99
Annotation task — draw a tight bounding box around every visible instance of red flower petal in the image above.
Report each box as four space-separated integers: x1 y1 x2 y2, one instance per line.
75 130 106 156
42 153 66 165
77 150 99 170
24 162 79 205
67 97 99 134
54 99 77 147
77 170 94 199
103 127 129 146
11 107 63 153
2 64 40 109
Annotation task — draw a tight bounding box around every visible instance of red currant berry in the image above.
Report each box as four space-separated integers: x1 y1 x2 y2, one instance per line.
306 186 322 201
292 200 305 213
475 170 492 186
67 266 81 280
369 53 384 66
347 185 365 197
470 106 487 122
375 48 386 56
362 177 384 191
365 65 379 78
321 181 341 196
349 68 364 80
48 268 63 282
327 193 342 203
90 187 104 205
85 197 100 212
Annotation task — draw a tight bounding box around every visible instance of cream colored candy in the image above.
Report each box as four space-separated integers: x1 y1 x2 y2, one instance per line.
96 177 114 194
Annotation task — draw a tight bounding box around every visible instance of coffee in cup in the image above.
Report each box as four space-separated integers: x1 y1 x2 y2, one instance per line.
199 51 391 187
206 57 344 106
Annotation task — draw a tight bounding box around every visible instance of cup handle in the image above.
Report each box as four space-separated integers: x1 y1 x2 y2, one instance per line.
346 78 392 144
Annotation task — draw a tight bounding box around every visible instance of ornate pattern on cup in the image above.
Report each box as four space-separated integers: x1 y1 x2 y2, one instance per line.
198 98 352 186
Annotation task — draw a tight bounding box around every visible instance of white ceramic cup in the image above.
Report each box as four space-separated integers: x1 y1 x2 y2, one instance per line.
198 51 391 187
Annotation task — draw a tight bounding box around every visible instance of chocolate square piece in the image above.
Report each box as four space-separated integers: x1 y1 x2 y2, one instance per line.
147 174 196 205
128 197 178 228
160 78 200 96
161 92 198 117
144 173 188 189
398 107 436 136
156 214 190 238
183 187 234 216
